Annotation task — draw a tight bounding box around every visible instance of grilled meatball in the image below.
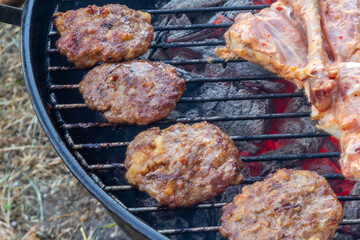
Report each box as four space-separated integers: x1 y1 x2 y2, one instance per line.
79 60 186 125
54 4 153 68
220 168 343 240
125 122 244 208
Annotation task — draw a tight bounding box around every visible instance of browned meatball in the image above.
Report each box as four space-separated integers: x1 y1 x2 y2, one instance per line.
125 122 244 208
54 4 153 68
220 169 343 240
78 60 186 125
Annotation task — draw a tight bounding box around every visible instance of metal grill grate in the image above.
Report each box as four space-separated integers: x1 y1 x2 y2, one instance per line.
46 1 360 238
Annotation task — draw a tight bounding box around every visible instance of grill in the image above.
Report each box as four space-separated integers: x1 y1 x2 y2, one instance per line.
38 0 360 239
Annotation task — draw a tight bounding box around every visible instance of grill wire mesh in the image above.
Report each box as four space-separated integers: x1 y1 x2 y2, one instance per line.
45 0 360 239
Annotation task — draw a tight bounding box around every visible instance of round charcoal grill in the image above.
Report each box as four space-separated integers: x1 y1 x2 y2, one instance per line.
2 0 360 239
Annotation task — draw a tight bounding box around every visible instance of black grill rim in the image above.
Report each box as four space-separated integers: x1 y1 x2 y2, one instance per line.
22 0 360 239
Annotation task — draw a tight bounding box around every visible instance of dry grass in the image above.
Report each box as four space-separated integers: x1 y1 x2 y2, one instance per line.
0 24 127 240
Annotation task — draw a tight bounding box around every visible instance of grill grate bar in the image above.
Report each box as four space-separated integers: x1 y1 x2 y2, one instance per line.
48 4 269 36
54 103 86 109
128 195 360 213
151 40 225 48
87 163 124 170
161 58 243 65
232 132 329 141
180 92 304 102
184 75 281 83
338 195 360 201
158 219 360 235
128 203 227 213
53 92 305 109
61 113 311 129
48 40 226 53
158 226 220 235
48 23 229 36
75 132 328 154
145 4 269 14
49 84 79 90
104 174 344 192
72 142 129 149
342 219 360 225
241 152 340 162
73 142 339 153
153 23 232 31
87 152 341 170
47 58 244 71
48 75 280 90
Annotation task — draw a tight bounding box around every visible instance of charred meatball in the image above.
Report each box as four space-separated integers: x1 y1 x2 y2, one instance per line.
220 168 343 240
54 4 153 68
125 122 244 208
79 60 186 125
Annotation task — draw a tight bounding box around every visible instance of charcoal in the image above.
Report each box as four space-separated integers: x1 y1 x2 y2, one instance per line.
221 0 253 20
139 208 219 240
204 62 273 77
334 233 354 240
322 136 340 152
142 14 192 61
161 0 227 9
243 80 287 93
165 13 192 34
199 82 271 135
166 14 233 43
342 182 360 238
198 82 271 154
259 95 326 175
219 185 243 202
276 94 323 153
167 69 204 120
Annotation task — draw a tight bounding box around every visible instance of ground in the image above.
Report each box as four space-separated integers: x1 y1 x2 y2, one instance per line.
0 23 128 240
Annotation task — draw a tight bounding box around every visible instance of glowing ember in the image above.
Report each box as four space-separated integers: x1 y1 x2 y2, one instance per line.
243 76 354 195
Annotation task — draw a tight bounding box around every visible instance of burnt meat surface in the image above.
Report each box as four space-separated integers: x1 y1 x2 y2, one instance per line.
54 4 153 68
124 122 244 208
220 168 343 240
78 60 186 125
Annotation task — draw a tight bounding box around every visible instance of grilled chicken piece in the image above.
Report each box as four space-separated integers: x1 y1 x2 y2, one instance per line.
314 63 360 180
216 0 335 111
319 0 360 62
215 1 309 88
216 0 360 180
